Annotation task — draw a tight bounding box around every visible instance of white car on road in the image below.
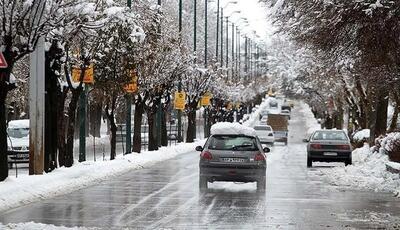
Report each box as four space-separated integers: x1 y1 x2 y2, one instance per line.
254 125 274 145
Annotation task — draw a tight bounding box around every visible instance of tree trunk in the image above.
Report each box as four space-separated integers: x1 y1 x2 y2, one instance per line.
65 88 83 167
161 109 168 146
44 65 58 172
375 90 389 137
0 91 9 181
109 117 117 160
186 108 197 143
132 101 144 153
0 66 15 181
57 88 68 167
147 109 158 151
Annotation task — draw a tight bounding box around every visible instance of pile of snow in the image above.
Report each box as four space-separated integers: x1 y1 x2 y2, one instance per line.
299 102 321 136
353 129 370 142
0 222 88 230
319 144 400 197
7 119 29 128
0 140 205 212
379 132 400 153
210 122 256 137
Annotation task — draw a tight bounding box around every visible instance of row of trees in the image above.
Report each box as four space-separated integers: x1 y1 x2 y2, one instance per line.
263 0 400 141
0 0 269 181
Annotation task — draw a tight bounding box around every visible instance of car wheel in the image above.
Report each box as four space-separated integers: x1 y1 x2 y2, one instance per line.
199 176 208 191
307 158 312 168
284 141 288 145
257 177 266 192
8 162 13 169
345 158 352 166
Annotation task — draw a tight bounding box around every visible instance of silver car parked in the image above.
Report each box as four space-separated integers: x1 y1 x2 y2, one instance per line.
304 130 352 167
196 134 270 191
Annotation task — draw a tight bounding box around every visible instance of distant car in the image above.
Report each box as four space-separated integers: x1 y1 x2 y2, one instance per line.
197 123 270 191
281 109 291 120
305 130 352 167
7 119 30 169
259 115 268 125
281 104 291 112
269 99 278 108
254 125 274 145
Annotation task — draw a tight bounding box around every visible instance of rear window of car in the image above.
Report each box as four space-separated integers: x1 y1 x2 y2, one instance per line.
7 128 29 138
254 126 271 131
208 135 258 151
312 131 348 141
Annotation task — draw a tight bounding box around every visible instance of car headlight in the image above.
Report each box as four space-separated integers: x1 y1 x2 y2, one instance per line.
21 146 28 151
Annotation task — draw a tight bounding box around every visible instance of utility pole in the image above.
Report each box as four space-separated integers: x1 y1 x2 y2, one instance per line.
215 0 220 59
177 0 183 142
231 23 234 80
204 0 208 138
29 1 46 175
225 17 228 69
220 8 223 65
156 0 162 147
125 0 132 153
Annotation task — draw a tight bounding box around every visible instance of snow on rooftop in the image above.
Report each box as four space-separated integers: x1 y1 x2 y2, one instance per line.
211 122 257 137
7 119 29 128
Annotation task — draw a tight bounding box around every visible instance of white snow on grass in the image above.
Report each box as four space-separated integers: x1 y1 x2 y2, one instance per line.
0 140 205 212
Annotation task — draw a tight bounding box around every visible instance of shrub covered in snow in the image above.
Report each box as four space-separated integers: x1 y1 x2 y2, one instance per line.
351 129 370 148
376 132 400 163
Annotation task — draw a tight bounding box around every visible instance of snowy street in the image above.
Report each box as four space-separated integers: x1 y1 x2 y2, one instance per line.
1 105 399 229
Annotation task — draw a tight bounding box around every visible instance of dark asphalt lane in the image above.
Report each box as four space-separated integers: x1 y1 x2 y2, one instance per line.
1 105 400 229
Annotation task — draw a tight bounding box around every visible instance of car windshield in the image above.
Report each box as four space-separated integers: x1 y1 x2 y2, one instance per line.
8 128 29 138
208 135 258 151
312 131 348 141
254 126 271 131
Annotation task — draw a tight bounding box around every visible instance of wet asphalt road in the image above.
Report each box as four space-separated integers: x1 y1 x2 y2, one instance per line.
1 106 400 229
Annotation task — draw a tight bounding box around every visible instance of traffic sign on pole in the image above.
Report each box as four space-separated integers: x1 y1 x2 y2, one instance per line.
0 52 8 68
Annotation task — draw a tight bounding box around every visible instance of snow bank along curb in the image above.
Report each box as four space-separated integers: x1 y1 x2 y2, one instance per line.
321 145 400 197
0 222 92 230
0 140 205 212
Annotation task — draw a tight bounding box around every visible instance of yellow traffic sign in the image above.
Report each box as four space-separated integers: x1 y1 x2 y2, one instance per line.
72 64 94 83
200 92 212 106
124 70 138 93
174 91 186 110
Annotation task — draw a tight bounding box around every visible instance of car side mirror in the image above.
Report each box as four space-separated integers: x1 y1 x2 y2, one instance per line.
302 139 309 143
195 146 203 152
263 147 270 153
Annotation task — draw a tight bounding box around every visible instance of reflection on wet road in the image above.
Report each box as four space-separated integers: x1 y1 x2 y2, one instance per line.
1 106 400 229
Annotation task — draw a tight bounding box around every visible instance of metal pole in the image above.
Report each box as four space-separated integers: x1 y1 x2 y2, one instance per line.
79 84 88 162
220 8 223 65
231 23 234 80
125 0 133 154
177 0 183 142
216 0 220 59
205 0 208 67
225 17 228 69
156 0 162 147
194 0 197 53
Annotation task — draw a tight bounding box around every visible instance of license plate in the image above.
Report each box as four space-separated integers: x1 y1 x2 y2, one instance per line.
16 153 29 158
323 152 337 156
221 158 245 163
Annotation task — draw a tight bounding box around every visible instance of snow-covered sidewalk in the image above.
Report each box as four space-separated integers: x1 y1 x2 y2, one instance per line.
0 141 205 213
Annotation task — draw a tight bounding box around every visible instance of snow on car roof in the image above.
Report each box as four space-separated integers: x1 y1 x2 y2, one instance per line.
210 122 257 137
8 119 29 129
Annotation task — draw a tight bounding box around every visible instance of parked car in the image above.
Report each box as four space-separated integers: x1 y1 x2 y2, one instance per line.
281 109 291 120
304 130 352 167
254 125 274 145
196 123 270 191
259 115 268 125
7 119 30 169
